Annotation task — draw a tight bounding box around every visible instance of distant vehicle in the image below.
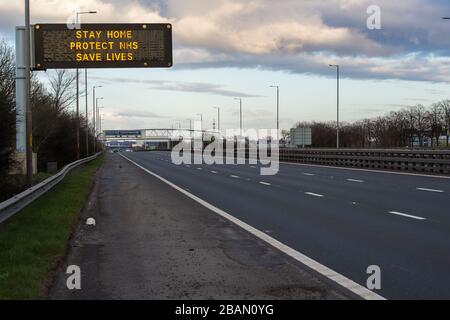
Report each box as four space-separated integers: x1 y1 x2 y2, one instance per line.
113 149 119 153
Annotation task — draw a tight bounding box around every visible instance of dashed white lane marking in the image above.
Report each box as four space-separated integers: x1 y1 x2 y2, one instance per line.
259 182 271 186
303 173 315 176
211 171 218 174
250 166 257 169
120 153 385 300
416 188 444 193
231 175 240 178
197 168 203 170
347 179 364 183
305 192 324 198
388 211 426 221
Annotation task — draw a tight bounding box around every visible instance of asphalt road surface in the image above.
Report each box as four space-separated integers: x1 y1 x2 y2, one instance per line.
50 152 350 300
120 150 450 299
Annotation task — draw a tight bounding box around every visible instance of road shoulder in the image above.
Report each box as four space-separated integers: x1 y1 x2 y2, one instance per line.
49 153 351 300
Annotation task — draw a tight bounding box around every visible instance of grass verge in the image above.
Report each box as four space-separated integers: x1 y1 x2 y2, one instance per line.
0 156 103 299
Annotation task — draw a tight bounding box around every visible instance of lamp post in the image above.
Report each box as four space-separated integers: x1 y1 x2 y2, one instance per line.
269 85 280 140
197 113 203 146
186 119 192 131
234 98 243 137
97 106 104 149
96 97 104 137
197 113 203 131
75 11 97 159
329 64 340 149
214 107 220 132
92 85 102 152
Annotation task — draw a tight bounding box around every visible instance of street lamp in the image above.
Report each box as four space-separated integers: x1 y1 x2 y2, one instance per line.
99 113 105 134
98 107 105 138
96 97 104 136
186 119 192 131
269 85 280 140
92 86 102 153
234 98 243 137
214 107 220 132
76 10 97 158
329 64 340 149
93 85 103 132
196 113 203 131
196 113 203 145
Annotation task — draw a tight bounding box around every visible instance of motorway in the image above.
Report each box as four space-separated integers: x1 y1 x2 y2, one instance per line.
121 150 450 300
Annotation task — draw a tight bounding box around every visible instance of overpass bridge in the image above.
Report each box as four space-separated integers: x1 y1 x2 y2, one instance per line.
103 129 219 149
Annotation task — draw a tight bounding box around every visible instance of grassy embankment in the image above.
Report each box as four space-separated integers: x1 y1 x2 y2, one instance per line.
0 156 103 299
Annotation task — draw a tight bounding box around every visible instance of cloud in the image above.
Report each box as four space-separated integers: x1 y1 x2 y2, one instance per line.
90 76 262 97
115 110 168 118
2 0 450 82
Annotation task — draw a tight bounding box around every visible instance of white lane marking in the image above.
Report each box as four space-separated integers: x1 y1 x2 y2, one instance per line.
230 175 240 178
305 192 324 198
259 182 271 186
197 168 203 170
347 179 364 183
388 211 426 221
211 171 218 174
416 188 444 193
303 173 315 176
120 153 385 300
250 166 257 169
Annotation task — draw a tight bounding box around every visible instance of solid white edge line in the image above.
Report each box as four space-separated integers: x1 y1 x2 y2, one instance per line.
416 188 444 193
120 153 385 300
388 211 426 221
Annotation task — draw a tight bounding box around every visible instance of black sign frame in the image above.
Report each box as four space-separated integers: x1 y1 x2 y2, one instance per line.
33 23 172 70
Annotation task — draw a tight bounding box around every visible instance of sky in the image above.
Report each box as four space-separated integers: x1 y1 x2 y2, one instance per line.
1 0 450 131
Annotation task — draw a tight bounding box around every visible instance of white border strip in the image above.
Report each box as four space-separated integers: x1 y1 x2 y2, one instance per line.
120 153 386 300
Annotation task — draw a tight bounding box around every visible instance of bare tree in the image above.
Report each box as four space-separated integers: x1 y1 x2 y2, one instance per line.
439 100 450 147
428 103 443 146
0 41 19 199
0 41 15 101
47 69 77 112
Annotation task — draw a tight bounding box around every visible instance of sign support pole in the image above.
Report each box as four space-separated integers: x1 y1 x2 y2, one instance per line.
24 0 33 186
15 27 26 155
76 68 80 159
85 69 89 156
